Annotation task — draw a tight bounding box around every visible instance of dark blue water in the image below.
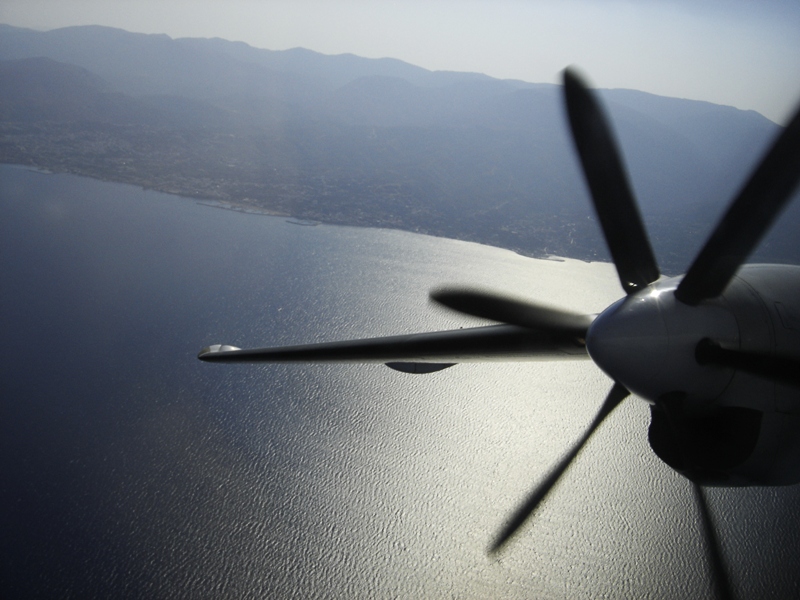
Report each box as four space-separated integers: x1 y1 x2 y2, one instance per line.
2 164 799 598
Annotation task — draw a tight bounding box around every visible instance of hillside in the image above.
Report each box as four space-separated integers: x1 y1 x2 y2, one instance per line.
1 24 796 273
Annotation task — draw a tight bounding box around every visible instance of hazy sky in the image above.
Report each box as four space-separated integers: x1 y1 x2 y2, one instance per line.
2 0 799 124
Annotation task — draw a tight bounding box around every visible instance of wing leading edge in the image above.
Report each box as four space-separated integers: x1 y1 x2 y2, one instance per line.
198 324 589 366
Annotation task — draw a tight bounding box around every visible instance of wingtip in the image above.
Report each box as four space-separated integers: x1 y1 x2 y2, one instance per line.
197 344 241 361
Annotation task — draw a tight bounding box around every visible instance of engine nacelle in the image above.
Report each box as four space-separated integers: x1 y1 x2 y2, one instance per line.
587 265 800 486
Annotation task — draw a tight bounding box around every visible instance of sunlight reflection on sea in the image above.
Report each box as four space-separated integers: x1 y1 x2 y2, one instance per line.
2 165 799 599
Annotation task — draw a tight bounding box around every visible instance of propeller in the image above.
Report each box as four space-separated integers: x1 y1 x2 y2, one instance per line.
430 288 594 335
489 382 629 553
563 68 660 294
657 395 735 600
676 102 800 305
693 484 735 600
431 69 752 593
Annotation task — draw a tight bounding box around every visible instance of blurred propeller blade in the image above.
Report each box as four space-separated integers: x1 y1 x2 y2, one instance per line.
489 382 629 553
431 288 593 335
695 338 800 388
563 67 660 294
693 484 735 600
676 103 800 305
657 397 734 599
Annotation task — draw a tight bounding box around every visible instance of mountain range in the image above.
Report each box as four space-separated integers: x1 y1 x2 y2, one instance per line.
1 23 797 273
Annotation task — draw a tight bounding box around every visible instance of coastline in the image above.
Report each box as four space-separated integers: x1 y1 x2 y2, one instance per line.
1 161 595 266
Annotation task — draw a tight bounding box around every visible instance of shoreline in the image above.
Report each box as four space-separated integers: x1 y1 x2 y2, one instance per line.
1 161 599 267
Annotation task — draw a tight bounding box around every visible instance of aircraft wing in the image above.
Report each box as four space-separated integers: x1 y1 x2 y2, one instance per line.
198 324 588 372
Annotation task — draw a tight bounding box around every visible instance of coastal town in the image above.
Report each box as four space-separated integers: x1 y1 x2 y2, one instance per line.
1 119 609 264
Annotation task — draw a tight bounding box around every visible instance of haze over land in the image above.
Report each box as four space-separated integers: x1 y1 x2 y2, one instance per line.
4 0 800 125
2 24 799 273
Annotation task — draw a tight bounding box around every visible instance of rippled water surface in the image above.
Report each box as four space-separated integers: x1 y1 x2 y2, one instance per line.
2 165 799 598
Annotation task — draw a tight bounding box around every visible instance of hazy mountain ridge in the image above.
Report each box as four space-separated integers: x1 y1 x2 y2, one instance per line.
1 23 796 273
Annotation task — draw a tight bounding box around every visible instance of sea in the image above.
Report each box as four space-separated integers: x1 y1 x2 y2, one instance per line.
1 164 799 599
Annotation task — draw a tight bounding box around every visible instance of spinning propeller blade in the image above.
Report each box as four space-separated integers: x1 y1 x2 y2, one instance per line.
676 102 800 305
563 68 660 294
489 382 629 553
431 288 593 335
693 484 735 600
658 395 736 600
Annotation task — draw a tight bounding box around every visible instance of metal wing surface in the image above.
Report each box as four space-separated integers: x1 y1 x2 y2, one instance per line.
198 324 589 366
